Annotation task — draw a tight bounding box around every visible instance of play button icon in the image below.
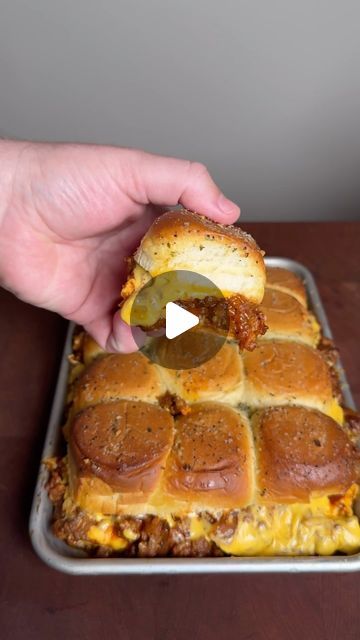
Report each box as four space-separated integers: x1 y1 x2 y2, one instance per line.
165 302 199 339
129 269 229 369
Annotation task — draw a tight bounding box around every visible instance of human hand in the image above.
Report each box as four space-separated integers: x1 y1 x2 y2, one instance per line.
0 141 240 352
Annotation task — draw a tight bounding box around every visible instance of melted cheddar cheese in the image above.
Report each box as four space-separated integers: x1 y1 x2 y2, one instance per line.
121 266 152 324
88 522 127 551
120 265 234 327
84 486 360 556
325 399 344 425
209 489 360 556
311 316 321 345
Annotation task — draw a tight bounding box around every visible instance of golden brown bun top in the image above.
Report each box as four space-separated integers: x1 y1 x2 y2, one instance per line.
266 267 307 307
150 330 244 401
260 288 320 346
254 406 359 502
68 398 359 514
243 339 333 403
261 288 306 319
146 209 261 251
162 402 254 508
163 335 244 403
72 351 165 414
70 400 174 493
148 329 225 370
132 209 266 304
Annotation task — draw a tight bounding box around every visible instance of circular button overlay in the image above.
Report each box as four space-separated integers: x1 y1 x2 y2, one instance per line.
129 270 230 369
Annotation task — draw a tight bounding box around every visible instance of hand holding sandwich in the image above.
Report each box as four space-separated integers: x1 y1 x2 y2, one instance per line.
0 141 239 352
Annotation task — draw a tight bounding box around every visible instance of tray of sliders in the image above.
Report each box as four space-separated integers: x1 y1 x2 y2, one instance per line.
30 210 360 574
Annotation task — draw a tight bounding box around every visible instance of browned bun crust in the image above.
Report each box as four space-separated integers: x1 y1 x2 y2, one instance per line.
260 288 320 346
254 406 359 503
119 209 267 350
69 400 174 495
161 402 254 509
242 339 334 412
266 267 307 307
131 209 266 304
145 209 261 253
153 331 244 405
71 352 165 414
81 334 106 365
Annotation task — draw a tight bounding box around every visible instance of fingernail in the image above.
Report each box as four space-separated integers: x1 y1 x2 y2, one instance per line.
217 193 240 216
106 325 147 353
105 334 122 353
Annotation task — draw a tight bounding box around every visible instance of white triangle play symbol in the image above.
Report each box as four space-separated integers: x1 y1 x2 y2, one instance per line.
165 302 199 339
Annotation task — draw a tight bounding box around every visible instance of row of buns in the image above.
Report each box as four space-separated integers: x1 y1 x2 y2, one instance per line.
70 335 340 423
69 399 358 517
46 264 360 557
65 267 354 514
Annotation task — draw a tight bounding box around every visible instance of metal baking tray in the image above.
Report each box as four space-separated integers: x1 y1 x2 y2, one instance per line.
29 257 359 574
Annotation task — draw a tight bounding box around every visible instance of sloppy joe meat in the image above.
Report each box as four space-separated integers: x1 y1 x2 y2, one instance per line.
143 295 267 351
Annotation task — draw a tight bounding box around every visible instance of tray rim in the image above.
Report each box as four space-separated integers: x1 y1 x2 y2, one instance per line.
29 257 359 574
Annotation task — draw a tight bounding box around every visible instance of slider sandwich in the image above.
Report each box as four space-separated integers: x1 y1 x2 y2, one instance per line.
120 209 267 350
47 331 360 557
242 339 343 422
48 382 360 556
260 267 320 346
153 330 245 406
265 266 307 307
45 235 360 558
260 288 320 347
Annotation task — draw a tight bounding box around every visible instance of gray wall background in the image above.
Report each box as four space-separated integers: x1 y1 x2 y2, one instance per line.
1 0 359 221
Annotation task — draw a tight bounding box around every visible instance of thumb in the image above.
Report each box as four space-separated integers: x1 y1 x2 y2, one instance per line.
84 314 146 354
105 314 147 354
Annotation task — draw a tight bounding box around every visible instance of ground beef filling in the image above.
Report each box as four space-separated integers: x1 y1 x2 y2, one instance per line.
344 408 360 446
317 338 360 441
158 392 190 416
67 328 86 365
143 295 267 351
53 509 224 558
121 517 223 558
318 336 342 400
46 458 224 558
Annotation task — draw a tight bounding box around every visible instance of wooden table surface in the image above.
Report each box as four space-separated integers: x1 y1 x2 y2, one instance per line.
1 221 359 640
